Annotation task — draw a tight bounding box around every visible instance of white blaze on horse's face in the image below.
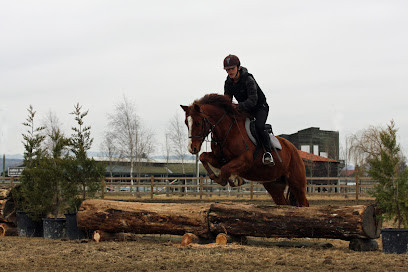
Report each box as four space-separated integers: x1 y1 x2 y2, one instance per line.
187 116 194 153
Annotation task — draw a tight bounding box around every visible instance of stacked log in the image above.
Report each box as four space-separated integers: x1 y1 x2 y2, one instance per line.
77 199 381 241
0 186 16 222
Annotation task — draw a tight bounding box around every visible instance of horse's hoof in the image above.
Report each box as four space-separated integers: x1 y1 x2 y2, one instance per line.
236 176 244 186
228 175 243 187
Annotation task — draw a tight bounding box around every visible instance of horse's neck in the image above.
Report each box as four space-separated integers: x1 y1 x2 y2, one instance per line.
202 105 223 123
209 111 237 140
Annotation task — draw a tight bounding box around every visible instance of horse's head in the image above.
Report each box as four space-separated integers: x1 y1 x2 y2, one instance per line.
180 102 209 154
181 93 246 154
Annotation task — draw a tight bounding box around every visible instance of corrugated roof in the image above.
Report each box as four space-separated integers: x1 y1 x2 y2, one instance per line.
297 150 339 163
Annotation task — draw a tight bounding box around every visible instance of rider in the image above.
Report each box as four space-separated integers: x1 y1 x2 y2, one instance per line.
223 54 274 165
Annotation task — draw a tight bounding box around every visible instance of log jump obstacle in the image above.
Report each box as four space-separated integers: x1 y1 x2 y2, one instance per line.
77 199 381 251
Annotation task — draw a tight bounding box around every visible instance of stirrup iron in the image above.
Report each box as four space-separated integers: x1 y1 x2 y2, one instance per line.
262 152 274 165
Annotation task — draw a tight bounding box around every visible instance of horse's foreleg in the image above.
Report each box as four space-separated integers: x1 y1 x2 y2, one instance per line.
218 152 253 187
199 152 227 186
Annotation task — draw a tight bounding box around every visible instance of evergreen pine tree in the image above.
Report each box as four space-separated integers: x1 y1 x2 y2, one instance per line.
66 104 105 210
368 121 408 228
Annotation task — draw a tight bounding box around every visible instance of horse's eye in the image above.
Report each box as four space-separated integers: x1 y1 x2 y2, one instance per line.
195 121 201 127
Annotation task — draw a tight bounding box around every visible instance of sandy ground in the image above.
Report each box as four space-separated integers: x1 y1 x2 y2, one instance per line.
1 235 407 272
1 196 406 272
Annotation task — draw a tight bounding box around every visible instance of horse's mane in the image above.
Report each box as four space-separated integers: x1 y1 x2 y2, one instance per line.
195 93 245 117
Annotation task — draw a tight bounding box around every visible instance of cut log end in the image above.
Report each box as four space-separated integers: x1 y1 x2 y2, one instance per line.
0 224 5 237
93 230 140 242
215 233 228 245
181 233 199 246
0 223 17 237
93 230 110 243
362 205 381 239
93 231 101 242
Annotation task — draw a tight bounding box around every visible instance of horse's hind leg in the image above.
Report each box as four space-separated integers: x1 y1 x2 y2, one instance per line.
286 173 309 207
263 178 288 205
286 190 298 206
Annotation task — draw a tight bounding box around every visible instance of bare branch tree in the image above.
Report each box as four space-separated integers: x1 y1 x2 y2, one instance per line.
167 112 188 175
348 125 384 172
42 110 69 158
100 131 121 178
107 95 155 188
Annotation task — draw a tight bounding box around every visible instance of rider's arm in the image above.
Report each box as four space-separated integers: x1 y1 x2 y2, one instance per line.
224 82 233 102
238 76 258 112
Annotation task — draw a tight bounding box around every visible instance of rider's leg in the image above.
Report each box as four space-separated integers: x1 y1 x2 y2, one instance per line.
254 105 274 165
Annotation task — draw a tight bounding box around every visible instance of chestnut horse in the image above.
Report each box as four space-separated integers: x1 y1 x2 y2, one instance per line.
181 93 309 207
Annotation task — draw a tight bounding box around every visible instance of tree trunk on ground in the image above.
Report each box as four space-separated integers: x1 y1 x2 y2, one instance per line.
208 203 381 240
77 199 211 238
77 199 381 241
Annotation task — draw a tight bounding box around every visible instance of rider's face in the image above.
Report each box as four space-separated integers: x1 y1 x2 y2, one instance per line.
225 66 239 79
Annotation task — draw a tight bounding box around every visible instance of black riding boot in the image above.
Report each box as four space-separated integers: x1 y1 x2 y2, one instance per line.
261 130 274 165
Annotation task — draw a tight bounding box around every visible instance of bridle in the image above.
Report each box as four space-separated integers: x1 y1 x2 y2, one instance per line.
188 109 230 142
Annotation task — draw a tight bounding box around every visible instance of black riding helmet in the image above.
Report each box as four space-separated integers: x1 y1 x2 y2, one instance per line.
223 54 240 69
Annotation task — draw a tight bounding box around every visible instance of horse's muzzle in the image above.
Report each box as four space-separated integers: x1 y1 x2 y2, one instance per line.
188 145 200 154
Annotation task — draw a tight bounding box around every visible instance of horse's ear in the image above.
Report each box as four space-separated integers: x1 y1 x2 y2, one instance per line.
193 103 201 113
180 105 189 112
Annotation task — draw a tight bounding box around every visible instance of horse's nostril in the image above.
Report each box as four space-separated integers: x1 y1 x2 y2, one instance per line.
193 147 197 153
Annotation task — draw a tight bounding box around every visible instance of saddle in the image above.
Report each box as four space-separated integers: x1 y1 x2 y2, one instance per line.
245 118 282 150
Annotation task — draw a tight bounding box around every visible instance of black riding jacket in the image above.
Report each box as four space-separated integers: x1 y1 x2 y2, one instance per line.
224 67 267 115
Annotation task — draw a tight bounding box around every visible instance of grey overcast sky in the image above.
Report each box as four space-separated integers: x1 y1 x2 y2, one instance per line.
1 0 408 158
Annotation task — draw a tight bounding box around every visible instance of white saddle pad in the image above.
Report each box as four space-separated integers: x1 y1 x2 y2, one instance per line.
245 118 282 150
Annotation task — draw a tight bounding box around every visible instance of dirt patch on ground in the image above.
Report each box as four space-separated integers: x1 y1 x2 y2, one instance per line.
0 235 406 272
